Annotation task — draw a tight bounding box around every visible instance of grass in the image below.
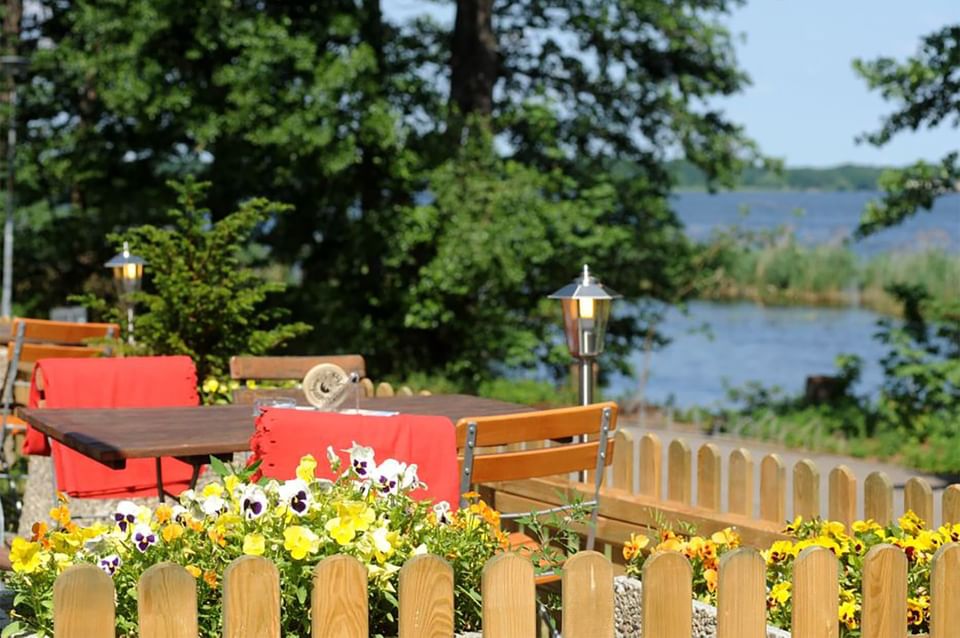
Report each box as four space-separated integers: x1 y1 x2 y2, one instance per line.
703 239 959 314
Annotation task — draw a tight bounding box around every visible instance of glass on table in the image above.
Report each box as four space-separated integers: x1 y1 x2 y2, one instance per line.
253 397 297 417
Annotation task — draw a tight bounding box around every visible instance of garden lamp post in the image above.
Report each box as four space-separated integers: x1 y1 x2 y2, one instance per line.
105 242 145 344
549 264 621 405
0 55 28 319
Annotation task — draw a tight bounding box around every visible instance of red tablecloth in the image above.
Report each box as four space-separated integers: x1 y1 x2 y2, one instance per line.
23 356 200 498
250 408 459 508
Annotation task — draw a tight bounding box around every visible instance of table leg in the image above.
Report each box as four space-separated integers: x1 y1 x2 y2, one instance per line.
188 463 202 490
155 458 165 503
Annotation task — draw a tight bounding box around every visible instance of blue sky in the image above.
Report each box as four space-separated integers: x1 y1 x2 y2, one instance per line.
385 0 959 167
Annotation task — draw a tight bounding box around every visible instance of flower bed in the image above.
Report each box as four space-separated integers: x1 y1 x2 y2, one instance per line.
3 447 507 637
621 512 960 636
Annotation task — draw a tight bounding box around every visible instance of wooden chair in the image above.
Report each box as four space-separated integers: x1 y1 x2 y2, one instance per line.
228 355 367 404
455 401 618 556
1 318 118 460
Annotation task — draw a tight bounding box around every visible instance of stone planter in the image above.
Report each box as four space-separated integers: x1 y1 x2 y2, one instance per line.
614 576 791 638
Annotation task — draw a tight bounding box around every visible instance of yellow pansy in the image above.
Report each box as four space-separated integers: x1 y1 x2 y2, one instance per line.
839 600 858 630
202 378 220 393
710 527 740 548
10 538 44 574
907 596 929 626
768 581 791 606
325 501 375 546
284 526 320 560
898 511 923 535
703 568 718 593
821 521 847 539
852 519 881 534
202 483 224 498
185 565 202 578
369 526 399 563
161 523 184 543
224 475 240 495
296 454 318 482
49 504 71 527
622 533 650 561
656 537 684 553
154 504 173 524
243 533 266 556
764 540 796 564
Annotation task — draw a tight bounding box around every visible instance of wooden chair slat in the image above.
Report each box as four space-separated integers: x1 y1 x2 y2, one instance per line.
455 402 618 448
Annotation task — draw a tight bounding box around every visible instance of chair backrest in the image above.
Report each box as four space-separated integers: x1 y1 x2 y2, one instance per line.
454 401 618 551
3 318 118 412
229 355 367 381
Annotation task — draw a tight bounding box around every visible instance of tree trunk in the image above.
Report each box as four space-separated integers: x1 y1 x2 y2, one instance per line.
449 0 497 119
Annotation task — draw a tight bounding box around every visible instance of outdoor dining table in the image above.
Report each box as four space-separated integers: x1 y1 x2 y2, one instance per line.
17 394 533 490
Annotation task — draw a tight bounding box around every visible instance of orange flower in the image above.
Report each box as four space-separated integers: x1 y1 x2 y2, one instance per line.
49 505 71 527
162 523 185 543
703 568 718 593
154 505 173 524
622 533 650 561
185 565 202 578
203 570 218 589
30 521 48 542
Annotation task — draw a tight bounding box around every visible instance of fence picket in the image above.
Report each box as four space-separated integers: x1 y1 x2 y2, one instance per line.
638 433 662 499
375 382 395 397
53 564 115 638
399 554 454 638
612 430 634 492
828 466 857 530
138 563 198 638
563 551 614 638
717 549 765 638
760 454 786 524
864 472 894 526
728 448 754 517
903 477 933 525
312 555 368 638
930 543 960 638
792 546 838 638
360 378 375 398
482 553 535 638
697 443 722 511
793 459 820 521
399 385 414 396
223 555 280 638
942 484 960 525
861 545 907 638
668 439 692 505
642 551 692 638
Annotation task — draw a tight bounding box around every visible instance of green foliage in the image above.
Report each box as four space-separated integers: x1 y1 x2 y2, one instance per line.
76 179 310 383
853 25 960 235
12 0 762 386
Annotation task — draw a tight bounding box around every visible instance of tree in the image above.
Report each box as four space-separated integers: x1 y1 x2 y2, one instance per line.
13 1 760 386
853 25 960 236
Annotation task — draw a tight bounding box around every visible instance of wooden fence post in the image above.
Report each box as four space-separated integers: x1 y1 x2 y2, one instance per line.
399 554 454 638
697 443 722 511
668 439 692 505
53 564 115 638
642 551 692 638
930 542 960 638
482 553 535 638
563 551 614 638
138 562 198 638
864 472 894 526
942 484 960 526
312 555 368 638
903 477 933 526
828 465 857 530
360 378 375 398
223 555 281 638
717 549 766 638
861 545 907 638
760 454 786 524
612 430 634 493
638 433 662 499
792 546 838 638
376 382 395 397
728 448 754 517
793 459 820 521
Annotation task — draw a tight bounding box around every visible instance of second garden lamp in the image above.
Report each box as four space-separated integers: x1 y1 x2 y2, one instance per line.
105 241 145 343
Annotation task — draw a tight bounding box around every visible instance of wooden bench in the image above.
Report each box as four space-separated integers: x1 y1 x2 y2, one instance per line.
229 355 367 404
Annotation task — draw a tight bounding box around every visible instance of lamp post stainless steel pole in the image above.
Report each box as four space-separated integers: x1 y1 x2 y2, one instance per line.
549 264 621 405
0 55 26 319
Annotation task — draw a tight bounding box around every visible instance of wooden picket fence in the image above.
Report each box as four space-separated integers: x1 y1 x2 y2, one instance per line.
51 545 960 638
489 431 960 560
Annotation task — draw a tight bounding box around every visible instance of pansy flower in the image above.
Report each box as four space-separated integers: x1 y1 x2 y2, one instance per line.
374 459 416 495
201 496 227 518
278 479 311 516
114 501 139 532
240 484 268 521
131 524 157 553
433 501 451 524
98 554 121 576
345 442 376 478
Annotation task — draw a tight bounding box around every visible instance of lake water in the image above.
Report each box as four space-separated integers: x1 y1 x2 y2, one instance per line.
674 190 959 254
606 191 959 408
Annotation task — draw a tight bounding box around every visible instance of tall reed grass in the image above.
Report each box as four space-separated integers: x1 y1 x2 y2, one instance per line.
704 238 959 314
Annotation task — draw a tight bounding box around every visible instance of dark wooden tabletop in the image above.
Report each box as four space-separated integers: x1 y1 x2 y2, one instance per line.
18 394 532 468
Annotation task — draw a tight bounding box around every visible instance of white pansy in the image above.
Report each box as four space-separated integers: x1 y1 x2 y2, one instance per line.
432 501 451 524
344 441 376 478
239 484 268 520
278 478 311 516
201 496 227 518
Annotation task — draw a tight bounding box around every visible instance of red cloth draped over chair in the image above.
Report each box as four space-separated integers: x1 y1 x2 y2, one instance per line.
250 408 459 508
22 356 201 498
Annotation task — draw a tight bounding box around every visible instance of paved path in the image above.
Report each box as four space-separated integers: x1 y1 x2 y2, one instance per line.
619 416 954 526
